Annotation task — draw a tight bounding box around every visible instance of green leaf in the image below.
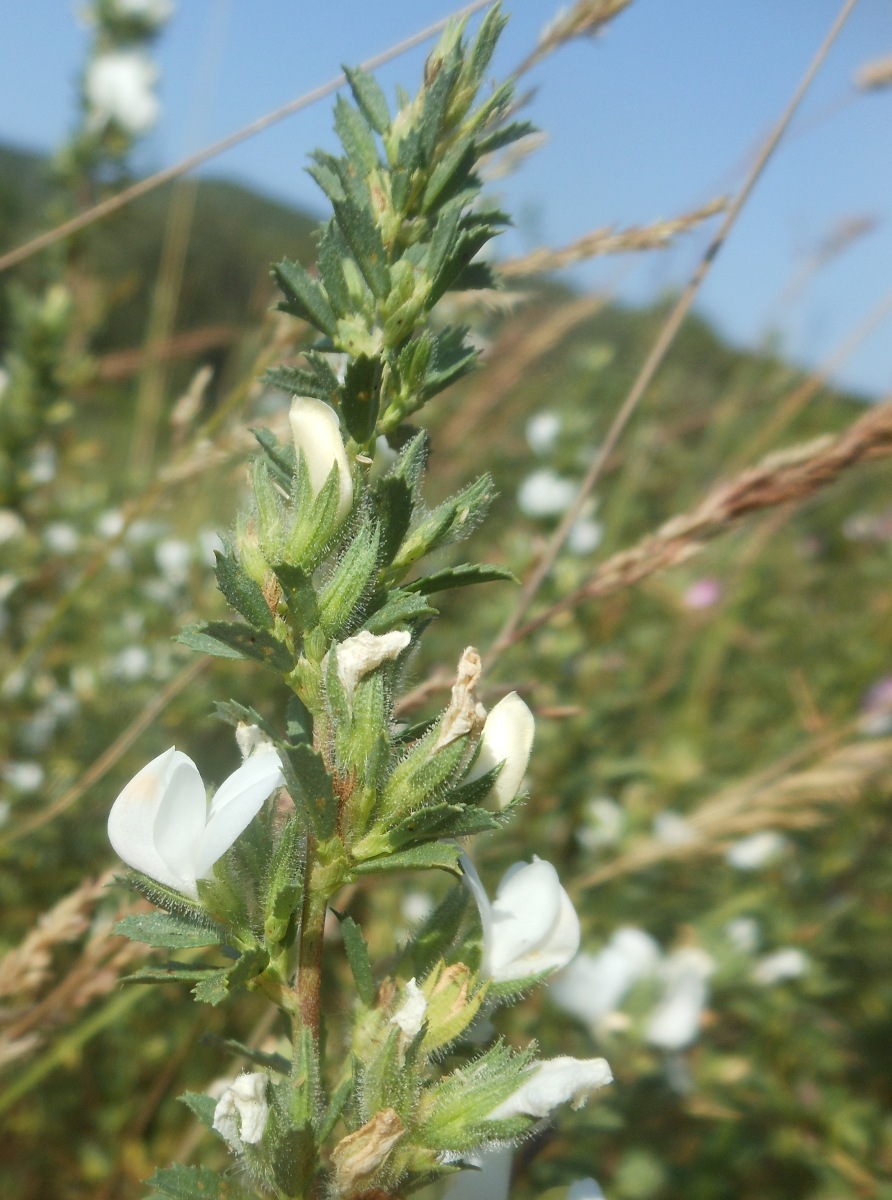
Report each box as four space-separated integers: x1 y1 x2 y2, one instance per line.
114 912 227 949
476 119 536 156
200 1033 290 1075
352 841 463 878
214 550 273 629
213 699 277 740
252 427 295 491
287 457 345 569
422 132 476 213
387 801 501 850
318 521 381 637
281 741 337 839
263 355 340 405
334 95 379 176
146 1164 252 1200
464 4 508 94
340 353 381 442
371 473 415 564
344 64 391 134
399 884 468 978
317 1075 353 1142
264 813 304 944
331 194 391 300
420 327 478 402
337 914 376 1005
272 561 320 632
362 588 437 635
176 622 293 673
419 53 459 160
316 223 352 316
178 1091 218 1131
404 563 516 595
273 258 337 337
114 872 207 922
192 947 270 1006
307 153 346 205
427 197 464 284
122 963 224 987
390 474 495 573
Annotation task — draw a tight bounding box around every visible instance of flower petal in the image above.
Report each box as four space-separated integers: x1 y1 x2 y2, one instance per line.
108 748 205 892
488 1056 612 1120
465 692 534 809
193 750 284 880
489 859 566 980
289 395 353 523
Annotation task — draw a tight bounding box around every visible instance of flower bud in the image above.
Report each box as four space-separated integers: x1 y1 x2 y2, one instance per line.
289 395 353 525
465 692 534 809
212 1072 270 1151
487 1055 612 1121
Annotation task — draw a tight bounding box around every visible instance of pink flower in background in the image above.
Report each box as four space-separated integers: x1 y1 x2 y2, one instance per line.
683 578 723 610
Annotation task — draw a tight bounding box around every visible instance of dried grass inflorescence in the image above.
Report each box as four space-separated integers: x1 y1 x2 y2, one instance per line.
501 198 728 277
522 0 632 72
854 55 892 90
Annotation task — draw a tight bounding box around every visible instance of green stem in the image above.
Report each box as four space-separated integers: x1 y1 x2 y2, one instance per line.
296 841 329 1041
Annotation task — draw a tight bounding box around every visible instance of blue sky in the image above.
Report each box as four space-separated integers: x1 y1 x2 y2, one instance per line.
2 1 892 397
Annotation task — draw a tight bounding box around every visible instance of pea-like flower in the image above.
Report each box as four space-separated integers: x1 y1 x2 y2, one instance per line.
107 746 284 899
461 853 580 982
212 1072 270 1152
487 1055 612 1121
645 946 715 1050
289 395 353 525
464 692 534 809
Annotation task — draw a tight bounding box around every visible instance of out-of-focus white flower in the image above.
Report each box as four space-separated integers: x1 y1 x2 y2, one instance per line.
126 517 164 545
401 890 433 925
525 411 561 455
212 1072 269 1152
28 444 57 484
653 811 696 847
462 853 580 982
112 0 175 24
576 796 624 851
0 800 10 828
443 1148 513 1200
567 1180 606 1200
155 538 192 586
464 691 534 809
197 528 224 567
859 675 892 736
85 51 160 135
335 629 411 698
567 514 603 555
725 830 786 870
551 928 661 1026
2 761 45 793
0 510 26 543
44 522 79 555
488 1055 612 1120
0 573 19 604
390 978 427 1038
646 947 715 1051
753 947 809 985
683 578 722 610
289 396 353 525
108 746 284 898
96 508 125 539
113 645 151 682
517 468 577 518
725 916 760 954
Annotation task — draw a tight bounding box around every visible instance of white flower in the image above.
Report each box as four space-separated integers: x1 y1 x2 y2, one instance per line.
400 890 433 925
462 854 580 982
725 830 786 870
464 692 534 809
235 722 276 760
112 0 175 24
85 51 160 136
752 947 809 985
517 468 577 518
0 510 26 544
567 514 603 555
725 916 760 954
113 645 151 682
335 629 411 698
212 1072 269 1152
289 396 353 524
576 796 624 851
567 1180 606 1200
645 947 715 1051
2 761 45 793
155 538 192 586
653 811 696 847
390 978 427 1038
488 1055 612 1120
107 746 284 898
551 927 661 1026
525 411 561 455
44 522 79 555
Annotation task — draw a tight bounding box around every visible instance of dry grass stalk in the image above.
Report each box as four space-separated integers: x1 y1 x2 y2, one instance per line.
0 876 148 1068
855 55 892 90
501 198 727 277
520 0 632 73
580 735 892 888
516 399 892 641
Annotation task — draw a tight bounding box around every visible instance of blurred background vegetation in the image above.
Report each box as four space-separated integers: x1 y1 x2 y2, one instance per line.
2 4 892 1198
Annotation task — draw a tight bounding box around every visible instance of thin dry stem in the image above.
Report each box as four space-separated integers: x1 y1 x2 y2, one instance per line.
518 0 632 74
500 198 727 277
580 735 892 889
513 397 892 642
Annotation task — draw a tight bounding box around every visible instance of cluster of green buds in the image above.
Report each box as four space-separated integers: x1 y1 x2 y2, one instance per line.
108 9 612 1198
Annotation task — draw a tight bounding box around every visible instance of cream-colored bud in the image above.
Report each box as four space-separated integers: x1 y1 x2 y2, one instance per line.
465 691 534 809
289 395 353 524
335 629 411 698
211 1072 270 1151
331 1108 405 1193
